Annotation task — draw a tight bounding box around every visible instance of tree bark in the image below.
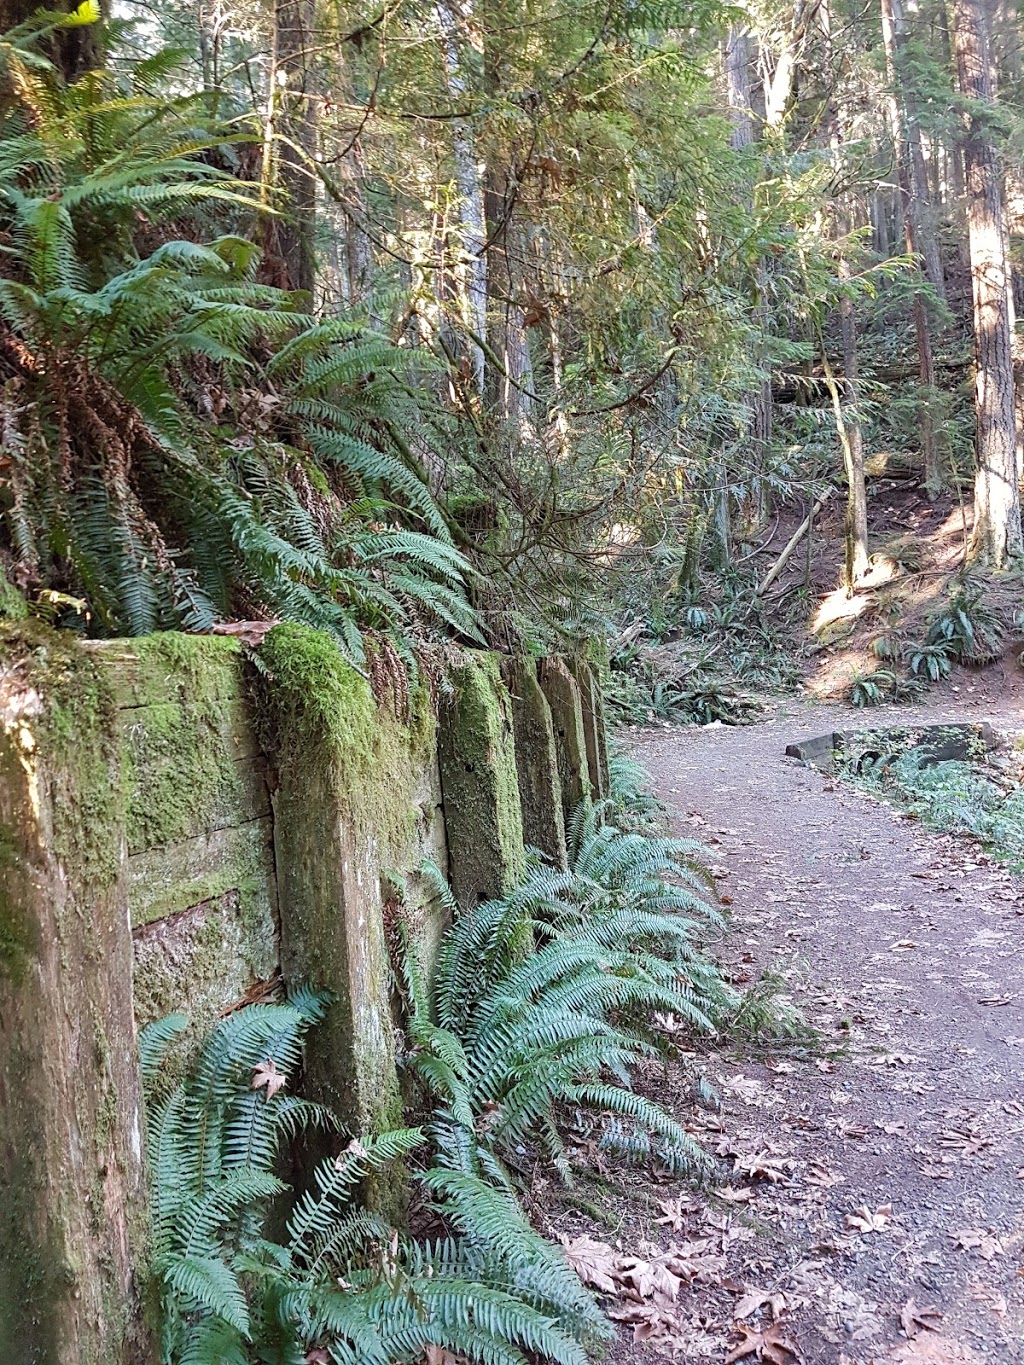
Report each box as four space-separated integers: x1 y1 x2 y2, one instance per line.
725 26 772 538
725 26 755 147
882 0 947 300
880 0 945 491
436 0 487 394
482 20 534 424
0 0 104 80
273 0 318 297
764 0 808 131
953 0 1023 564
820 0 869 586
837 261 870 584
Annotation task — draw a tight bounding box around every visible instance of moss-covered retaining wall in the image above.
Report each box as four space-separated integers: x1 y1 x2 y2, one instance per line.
0 626 608 1362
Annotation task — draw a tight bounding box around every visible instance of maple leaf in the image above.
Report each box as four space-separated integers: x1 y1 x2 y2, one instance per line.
805 1162 843 1188
423 1348 465 1365
725 1320 801 1363
716 1184 755 1203
616 1254 682 1303
558 1234 619 1293
733 1150 793 1183
211 620 279 646
844 1203 892 1234
886 1332 985 1363
734 1287 788 1321
655 1195 693 1230
900 1298 943 1338
251 1058 287 1099
607 1299 678 1344
335 1137 368 1168
663 1239 726 1284
969 1283 1006 1316
952 1228 1003 1260
936 1127 991 1157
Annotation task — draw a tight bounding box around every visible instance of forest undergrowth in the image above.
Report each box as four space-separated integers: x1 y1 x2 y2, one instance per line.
840 739 1024 874
141 759 808 1365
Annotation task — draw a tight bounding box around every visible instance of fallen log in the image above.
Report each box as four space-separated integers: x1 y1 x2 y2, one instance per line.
755 487 835 596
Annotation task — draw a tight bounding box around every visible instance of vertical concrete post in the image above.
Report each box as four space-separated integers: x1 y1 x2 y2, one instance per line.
501 657 567 869
0 634 150 1365
567 657 611 801
256 627 401 1137
437 652 525 908
537 656 591 828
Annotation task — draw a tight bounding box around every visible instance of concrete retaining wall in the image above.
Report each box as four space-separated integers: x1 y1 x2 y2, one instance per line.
0 624 608 1362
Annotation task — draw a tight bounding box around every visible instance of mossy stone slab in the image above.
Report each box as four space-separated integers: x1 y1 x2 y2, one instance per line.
0 634 150 1365
538 656 591 825
437 651 526 908
501 656 567 869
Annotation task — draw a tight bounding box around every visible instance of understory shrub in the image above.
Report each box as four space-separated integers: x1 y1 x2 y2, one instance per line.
144 772 757 1362
850 750 1024 872
403 792 731 1185
143 993 599 1365
0 29 475 665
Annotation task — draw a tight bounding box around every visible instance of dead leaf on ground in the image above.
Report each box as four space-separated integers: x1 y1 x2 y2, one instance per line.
900 1298 943 1338
251 1058 287 1099
844 1203 892 1234
655 1195 694 1231
734 1287 788 1322
607 1298 678 1344
558 1234 619 1293
936 1127 992 1157
716 1184 756 1203
952 1228 1003 1260
883 1333 985 1363
823 1283 883 1341
616 1255 682 1303
919 1159 954 1180
968 1281 1007 1316
663 1240 727 1284
805 1161 843 1188
734 1150 794 1183
725 1320 801 1363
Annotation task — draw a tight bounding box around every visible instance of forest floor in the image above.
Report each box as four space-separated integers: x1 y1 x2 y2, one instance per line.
539 691 1024 1365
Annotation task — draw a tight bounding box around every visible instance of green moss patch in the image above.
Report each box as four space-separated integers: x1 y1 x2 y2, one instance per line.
438 651 526 908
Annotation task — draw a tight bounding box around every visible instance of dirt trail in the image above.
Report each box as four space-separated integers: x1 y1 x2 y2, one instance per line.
555 698 1024 1365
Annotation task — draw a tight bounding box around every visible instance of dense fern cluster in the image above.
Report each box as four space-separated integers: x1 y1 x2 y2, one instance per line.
143 992 598 1365
403 797 729 1188
0 17 474 665
143 778 735 1363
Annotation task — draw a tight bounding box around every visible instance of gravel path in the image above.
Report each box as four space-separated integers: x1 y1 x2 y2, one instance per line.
555 697 1024 1365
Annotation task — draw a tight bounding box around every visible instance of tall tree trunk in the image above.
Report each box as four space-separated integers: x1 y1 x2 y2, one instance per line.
880 0 945 491
939 0 972 266
0 0 104 79
436 0 487 395
725 25 772 538
880 0 946 299
953 0 1023 564
273 0 318 297
725 26 754 147
820 0 869 585
483 168 535 423
481 21 534 424
838 261 870 583
764 0 808 131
